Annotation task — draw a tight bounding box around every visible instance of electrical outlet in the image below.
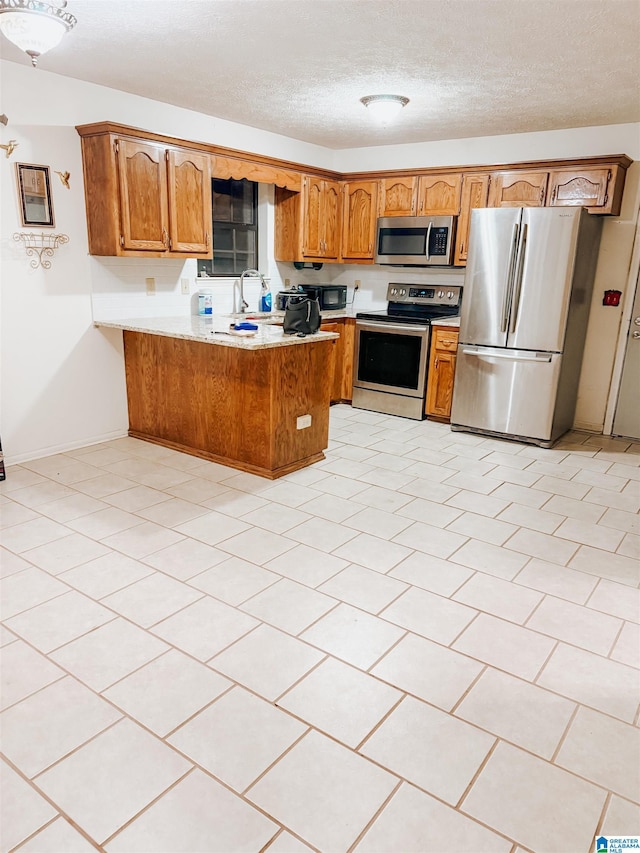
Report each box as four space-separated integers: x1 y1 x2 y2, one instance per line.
181 278 190 295
284 278 290 287
296 414 312 430
354 279 361 290
145 277 156 296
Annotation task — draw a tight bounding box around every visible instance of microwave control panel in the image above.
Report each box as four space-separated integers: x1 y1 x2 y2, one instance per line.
428 227 449 256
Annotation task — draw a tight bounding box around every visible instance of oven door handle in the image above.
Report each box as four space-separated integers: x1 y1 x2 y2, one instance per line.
357 321 430 334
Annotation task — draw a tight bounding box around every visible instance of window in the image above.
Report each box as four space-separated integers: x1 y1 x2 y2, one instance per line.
197 178 258 276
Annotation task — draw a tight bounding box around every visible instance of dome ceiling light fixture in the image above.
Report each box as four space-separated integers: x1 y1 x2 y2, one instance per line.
360 94 410 124
0 0 77 67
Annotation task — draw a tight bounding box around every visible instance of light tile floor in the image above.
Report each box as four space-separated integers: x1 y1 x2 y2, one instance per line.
1 405 639 853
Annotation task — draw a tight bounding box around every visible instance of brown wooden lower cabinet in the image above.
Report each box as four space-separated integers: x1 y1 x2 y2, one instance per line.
426 326 459 421
319 317 356 404
320 321 342 403
123 331 334 478
341 319 355 402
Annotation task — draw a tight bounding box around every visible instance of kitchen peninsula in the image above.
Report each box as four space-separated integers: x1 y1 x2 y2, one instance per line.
96 316 339 478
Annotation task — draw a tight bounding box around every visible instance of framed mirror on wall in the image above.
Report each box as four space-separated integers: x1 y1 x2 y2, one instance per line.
16 163 55 228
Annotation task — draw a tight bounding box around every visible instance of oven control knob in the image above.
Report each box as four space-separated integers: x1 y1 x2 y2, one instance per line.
447 291 454 298
437 290 445 298
399 289 406 296
390 288 397 296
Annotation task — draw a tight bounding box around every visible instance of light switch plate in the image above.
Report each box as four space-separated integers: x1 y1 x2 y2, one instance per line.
181 278 190 295
145 277 156 295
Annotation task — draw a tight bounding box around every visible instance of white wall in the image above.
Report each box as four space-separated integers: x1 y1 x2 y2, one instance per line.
1 59 638 463
337 123 640 172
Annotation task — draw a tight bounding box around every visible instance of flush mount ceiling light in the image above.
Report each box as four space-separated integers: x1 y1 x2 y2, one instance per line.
360 94 409 124
0 0 77 67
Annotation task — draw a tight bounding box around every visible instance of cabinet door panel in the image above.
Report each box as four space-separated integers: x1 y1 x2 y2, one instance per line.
167 149 212 254
454 173 490 265
323 180 341 259
341 319 355 401
427 350 457 418
418 173 462 215
117 139 168 251
548 169 609 209
320 321 342 402
341 181 378 259
379 176 418 216
302 176 323 257
489 171 548 207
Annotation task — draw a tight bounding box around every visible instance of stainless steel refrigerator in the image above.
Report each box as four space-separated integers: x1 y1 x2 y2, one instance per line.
450 206 602 447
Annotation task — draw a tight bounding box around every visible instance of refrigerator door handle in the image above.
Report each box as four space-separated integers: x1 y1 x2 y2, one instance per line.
461 347 552 363
501 223 520 332
510 223 528 334
425 221 432 262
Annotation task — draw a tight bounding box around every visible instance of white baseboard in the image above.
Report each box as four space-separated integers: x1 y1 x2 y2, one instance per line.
572 420 603 434
4 429 128 467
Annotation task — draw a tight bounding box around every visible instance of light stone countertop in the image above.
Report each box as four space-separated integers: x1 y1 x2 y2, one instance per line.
430 316 460 328
95 315 339 349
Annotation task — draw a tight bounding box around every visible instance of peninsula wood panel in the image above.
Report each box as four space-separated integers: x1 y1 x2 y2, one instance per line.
123 331 333 477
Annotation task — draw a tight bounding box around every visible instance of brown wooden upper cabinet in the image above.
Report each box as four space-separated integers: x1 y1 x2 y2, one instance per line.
489 170 548 207
341 180 378 262
378 176 418 216
275 175 341 262
454 173 491 266
304 176 341 260
547 167 622 214
80 133 211 257
418 173 462 215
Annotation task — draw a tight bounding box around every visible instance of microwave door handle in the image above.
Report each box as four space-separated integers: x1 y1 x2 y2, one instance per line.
501 223 520 333
510 223 528 334
425 221 432 262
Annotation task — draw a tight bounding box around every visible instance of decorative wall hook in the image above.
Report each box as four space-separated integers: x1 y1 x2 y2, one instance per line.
0 140 18 158
55 170 70 188
13 232 69 269
0 114 8 126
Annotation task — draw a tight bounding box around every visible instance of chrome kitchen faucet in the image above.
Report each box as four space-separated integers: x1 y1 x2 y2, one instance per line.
238 269 266 314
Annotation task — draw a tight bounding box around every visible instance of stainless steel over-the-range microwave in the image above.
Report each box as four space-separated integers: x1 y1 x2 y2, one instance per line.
375 215 457 266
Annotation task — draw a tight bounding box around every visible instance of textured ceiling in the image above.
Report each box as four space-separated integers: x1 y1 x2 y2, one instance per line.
1 0 639 149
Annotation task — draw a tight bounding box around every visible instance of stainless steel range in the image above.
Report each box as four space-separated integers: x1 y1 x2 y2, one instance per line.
353 283 462 419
